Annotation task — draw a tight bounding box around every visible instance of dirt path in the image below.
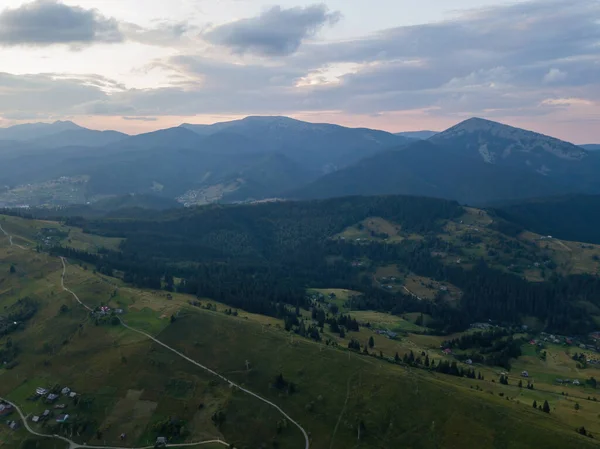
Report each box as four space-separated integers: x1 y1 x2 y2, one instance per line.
58 256 310 449
1 396 229 449
1 223 311 449
329 372 354 449
0 223 28 250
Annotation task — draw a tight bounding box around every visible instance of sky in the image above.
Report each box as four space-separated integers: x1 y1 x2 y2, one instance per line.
0 0 598 142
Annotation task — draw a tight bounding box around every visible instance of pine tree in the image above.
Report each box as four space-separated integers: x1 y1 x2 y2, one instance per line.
425 355 430 367
394 352 400 362
368 336 375 348
543 400 550 413
9 264 15 274
533 400 537 409
518 380 523 388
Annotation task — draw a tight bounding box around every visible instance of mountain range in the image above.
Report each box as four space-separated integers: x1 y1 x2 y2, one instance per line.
395 130 438 139
0 116 599 208
582 144 600 151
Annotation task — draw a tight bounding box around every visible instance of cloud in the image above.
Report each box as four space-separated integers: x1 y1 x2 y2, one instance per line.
543 68 568 84
0 0 599 133
122 116 158 121
121 21 196 47
204 4 341 56
0 0 123 47
0 72 108 117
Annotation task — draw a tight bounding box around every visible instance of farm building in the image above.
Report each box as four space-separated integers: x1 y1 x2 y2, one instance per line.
0 404 13 416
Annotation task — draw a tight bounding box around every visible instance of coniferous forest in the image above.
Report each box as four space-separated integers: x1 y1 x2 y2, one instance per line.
41 195 600 335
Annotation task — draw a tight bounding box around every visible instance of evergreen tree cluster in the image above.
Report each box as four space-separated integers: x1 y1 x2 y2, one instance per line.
40 194 600 336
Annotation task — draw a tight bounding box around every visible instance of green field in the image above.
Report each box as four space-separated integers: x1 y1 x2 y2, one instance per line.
0 215 599 448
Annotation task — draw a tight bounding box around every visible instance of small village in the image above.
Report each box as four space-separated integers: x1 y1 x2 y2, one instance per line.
0 385 76 434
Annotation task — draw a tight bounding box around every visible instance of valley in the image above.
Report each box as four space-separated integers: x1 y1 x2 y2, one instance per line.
2 194 600 448
2 1 599 448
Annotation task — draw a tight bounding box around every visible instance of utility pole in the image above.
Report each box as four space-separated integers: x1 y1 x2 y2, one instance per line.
245 360 250 371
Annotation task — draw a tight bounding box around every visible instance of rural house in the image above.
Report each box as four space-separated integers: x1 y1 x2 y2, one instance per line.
0 404 13 416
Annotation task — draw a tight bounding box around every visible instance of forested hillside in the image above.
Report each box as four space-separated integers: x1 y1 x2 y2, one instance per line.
36 195 600 336
495 195 600 244
291 141 570 204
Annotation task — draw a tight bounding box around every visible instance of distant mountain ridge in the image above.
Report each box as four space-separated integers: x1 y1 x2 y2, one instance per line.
430 117 587 169
291 140 568 205
0 120 83 141
181 115 412 171
292 117 600 205
1 115 599 208
395 130 438 140
581 144 600 151
29 129 128 148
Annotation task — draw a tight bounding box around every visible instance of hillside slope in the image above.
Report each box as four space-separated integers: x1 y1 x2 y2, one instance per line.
0 120 83 141
291 141 567 204
494 194 600 244
430 117 587 168
1 215 599 449
182 116 411 171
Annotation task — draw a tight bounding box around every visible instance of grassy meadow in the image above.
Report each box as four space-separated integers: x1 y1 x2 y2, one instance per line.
0 215 599 448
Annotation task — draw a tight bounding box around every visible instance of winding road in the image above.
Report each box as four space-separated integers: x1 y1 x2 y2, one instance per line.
0 396 229 449
0 223 27 250
1 222 310 449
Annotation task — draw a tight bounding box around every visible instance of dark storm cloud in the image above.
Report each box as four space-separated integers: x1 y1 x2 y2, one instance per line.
0 0 123 46
204 4 341 56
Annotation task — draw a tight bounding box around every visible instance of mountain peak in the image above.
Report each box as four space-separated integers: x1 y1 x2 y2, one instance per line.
0 119 85 141
52 120 82 128
240 115 303 124
431 117 586 165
